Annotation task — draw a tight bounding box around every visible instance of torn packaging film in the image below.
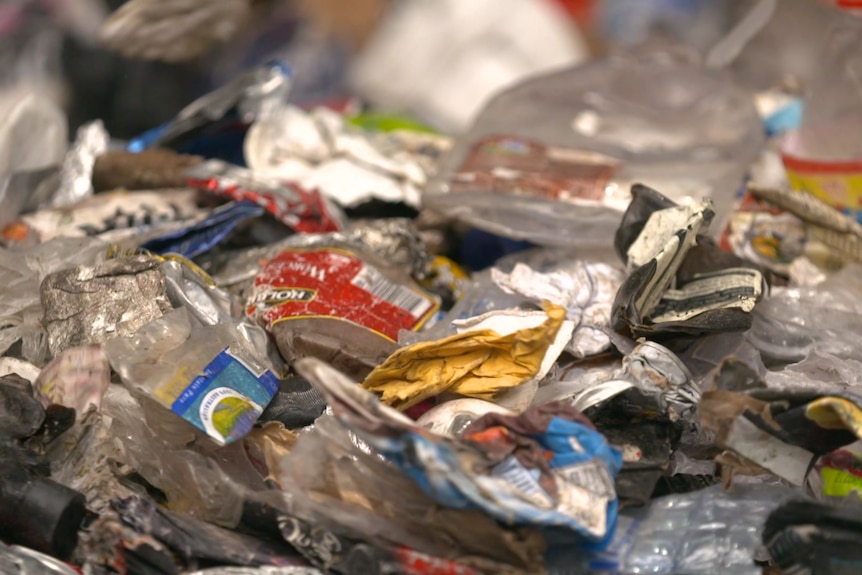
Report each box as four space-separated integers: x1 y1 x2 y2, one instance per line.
33 345 111 415
361 302 566 411
699 377 862 486
141 201 266 260
12 188 203 244
295 358 623 546
186 160 344 235
126 61 291 152
248 245 439 380
490 259 625 359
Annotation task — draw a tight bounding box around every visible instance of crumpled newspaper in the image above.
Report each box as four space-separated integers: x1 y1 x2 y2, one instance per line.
492 260 623 358
361 302 566 410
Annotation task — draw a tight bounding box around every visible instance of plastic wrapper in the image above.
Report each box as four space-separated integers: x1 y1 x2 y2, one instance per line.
105 306 278 446
699 364 862 486
0 90 66 185
207 218 430 296
416 399 514 438
186 160 344 234
0 166 61 231
748 264 862 363
51 120 109 209
9 188 204 244
296 358 623 545
127 61 290 152
41 255 174 358
141 201 265 260
115 396 257 527
722 186 862 277
247 243 438 380
45 386 137 517
816 447 862 500
405 248 598 346
425 43 764 246
0 357 40 384
33 345 110 414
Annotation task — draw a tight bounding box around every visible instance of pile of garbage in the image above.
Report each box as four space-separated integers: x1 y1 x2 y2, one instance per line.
5 27 862 575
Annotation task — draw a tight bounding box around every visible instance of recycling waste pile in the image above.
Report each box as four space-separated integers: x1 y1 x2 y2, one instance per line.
8 31 862 575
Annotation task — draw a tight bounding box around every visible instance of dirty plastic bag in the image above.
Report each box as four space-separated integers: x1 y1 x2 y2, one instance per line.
426 43 764 246
296 358 623 545
277 414 545 573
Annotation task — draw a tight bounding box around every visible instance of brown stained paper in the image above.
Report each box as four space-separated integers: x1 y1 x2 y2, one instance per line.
361 302 566 410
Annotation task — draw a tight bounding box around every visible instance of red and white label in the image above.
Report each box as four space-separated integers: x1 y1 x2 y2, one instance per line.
248 247 438 341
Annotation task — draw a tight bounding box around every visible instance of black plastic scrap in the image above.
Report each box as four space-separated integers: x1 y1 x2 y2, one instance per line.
612 184 766 338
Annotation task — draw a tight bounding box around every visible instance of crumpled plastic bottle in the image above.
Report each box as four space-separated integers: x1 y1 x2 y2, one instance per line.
780 4 862 221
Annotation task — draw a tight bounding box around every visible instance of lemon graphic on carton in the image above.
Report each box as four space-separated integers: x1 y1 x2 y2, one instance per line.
212 396 257 442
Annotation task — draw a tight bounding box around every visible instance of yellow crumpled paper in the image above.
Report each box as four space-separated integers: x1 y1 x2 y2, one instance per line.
361 302 566 410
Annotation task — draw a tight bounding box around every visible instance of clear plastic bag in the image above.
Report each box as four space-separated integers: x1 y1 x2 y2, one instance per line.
425 43 763 246
104 306 279 447
546 484 798 574
748 264 862 364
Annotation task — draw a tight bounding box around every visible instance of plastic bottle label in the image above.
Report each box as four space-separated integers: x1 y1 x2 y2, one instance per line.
170 343 279 445
248 247 438 341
